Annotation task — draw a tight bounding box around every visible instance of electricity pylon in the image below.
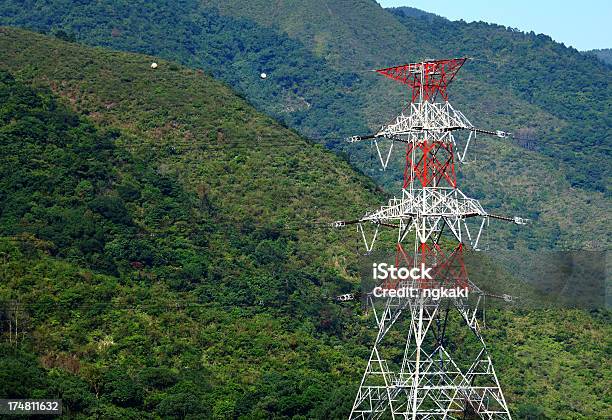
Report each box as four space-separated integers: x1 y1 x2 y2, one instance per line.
335 58 526 419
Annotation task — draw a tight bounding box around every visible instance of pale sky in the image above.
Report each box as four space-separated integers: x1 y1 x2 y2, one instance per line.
378 0 611 51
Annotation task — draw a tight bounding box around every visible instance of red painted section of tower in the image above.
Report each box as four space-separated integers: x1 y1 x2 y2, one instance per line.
390 243 469 291
376 58 467 102
432 244 469 290
403 141 457 188
378 58 470 292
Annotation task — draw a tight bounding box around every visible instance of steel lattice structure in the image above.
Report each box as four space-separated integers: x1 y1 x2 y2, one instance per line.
334 58 526 419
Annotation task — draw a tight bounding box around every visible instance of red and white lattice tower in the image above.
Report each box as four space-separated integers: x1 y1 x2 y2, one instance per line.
335 58 527 419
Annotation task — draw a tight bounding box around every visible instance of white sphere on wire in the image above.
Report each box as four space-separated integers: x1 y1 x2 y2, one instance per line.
151 62 158 69
260 72 267 79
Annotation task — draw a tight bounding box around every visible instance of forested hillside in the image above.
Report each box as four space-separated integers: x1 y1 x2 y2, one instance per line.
0 27 375 418
586 48 612 65
0 0 609 251
0 28 610 419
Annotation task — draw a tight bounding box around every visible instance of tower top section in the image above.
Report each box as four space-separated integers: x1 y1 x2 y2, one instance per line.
375 57 467 103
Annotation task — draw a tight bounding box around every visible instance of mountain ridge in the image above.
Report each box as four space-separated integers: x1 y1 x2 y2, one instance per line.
585 48 612 66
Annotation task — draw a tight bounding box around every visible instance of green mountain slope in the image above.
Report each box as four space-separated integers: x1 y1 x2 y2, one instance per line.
0 28 610 419
0 27 379 418
0 0 371 139
0 0 608 252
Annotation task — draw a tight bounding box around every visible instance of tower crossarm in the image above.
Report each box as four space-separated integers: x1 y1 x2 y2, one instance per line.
332 189 528 251
346 133 406 144
333 207 528 229
489 213 529 225
471 127 512 138
375 57 468 102
377 101 473 138
346 101 512 158
334 188 488 227
346 126 511 145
